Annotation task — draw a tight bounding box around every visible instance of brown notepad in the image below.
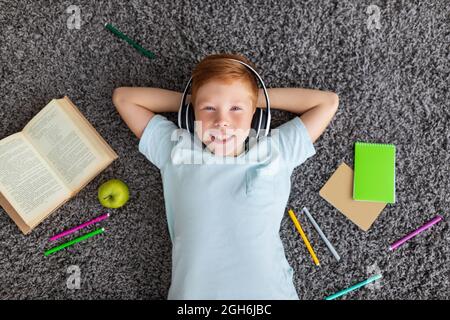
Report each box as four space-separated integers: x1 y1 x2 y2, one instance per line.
319 162 386 231
0 96 118 234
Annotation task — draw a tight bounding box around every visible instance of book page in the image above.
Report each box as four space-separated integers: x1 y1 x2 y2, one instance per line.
0 133 71 224
23 99 106 192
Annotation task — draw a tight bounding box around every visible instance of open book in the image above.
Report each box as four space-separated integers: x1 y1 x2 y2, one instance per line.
0 96 118 234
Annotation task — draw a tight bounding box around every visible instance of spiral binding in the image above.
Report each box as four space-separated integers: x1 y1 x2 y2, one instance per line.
355 142 395 149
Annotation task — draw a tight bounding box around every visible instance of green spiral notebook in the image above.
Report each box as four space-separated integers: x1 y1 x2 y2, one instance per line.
353 142 396 203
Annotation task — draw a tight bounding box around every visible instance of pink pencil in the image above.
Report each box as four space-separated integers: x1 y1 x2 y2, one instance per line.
49 213 110 241
389 215 443 251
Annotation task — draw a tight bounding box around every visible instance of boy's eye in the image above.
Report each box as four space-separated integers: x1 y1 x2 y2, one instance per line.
202 106 242 111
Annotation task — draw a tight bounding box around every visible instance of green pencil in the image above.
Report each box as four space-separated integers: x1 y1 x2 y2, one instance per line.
44 228 105 256
105 23 156 59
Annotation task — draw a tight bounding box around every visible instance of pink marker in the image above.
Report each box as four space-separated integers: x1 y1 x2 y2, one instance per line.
389 215 443 251
49 213 110 241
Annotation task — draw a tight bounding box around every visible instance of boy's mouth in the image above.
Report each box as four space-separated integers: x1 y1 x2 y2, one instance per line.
210 134 235 144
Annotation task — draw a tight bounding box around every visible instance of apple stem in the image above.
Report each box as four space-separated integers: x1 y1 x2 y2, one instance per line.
103 195 111 200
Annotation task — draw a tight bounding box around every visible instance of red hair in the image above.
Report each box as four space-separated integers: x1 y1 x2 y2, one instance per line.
191 53 259 110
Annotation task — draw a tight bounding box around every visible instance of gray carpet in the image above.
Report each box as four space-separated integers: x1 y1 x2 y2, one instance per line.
0 0 448 300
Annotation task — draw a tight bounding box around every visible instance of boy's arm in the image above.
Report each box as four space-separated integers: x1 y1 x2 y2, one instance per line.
112 87 184 139
257 88 339 143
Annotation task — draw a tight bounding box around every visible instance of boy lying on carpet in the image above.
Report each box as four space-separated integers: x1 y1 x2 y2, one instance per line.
113 53 338 299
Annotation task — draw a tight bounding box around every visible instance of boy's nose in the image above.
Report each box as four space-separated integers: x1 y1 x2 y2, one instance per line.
214 118 230 128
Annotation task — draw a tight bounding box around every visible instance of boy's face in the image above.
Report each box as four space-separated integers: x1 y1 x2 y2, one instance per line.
193 79 256 157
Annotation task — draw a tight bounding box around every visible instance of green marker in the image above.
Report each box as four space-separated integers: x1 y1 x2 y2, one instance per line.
44 228 105 256
105 23 156 59
324 274 382 300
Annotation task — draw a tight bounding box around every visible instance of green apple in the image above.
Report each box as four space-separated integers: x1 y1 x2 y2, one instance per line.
98 179 129 208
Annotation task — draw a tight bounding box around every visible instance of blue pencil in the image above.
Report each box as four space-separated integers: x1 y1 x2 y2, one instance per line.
325 274 382 300
302 207 341 261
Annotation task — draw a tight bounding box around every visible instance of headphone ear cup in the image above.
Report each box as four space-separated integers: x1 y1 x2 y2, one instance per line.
251 108 262 138
179 101 187 130
186 103 196 134
259 108 269 136
250 108 270 138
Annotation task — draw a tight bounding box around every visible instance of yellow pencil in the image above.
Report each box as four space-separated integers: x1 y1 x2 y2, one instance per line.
288 209 320 266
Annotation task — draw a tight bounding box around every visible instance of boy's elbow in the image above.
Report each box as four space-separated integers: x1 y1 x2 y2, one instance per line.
112 87 127 109
329 92 339 111
325 92 339 120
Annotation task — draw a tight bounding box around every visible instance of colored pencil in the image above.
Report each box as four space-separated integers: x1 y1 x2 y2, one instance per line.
105 23 156 59
325 274 382 300
302 207 341 261
288 209 320 266
44 228 105 256
389 215 443 251
49 213 110 241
